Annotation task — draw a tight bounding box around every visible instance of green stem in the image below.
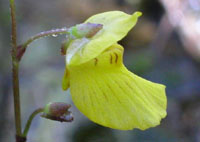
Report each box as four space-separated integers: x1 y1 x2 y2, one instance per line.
12 62 22 135
15 28 69 61
10 0 17 48
21 28 69 50
9 0 22 138
22 108 44 137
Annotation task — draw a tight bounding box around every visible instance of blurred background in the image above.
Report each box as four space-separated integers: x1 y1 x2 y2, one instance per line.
1 0 200 141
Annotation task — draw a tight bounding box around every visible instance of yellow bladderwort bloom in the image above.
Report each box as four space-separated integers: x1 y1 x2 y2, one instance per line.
62 11 167 130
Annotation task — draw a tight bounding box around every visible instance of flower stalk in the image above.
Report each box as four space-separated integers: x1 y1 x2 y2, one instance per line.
17 23 103 61
9 0 22 140
17 28 69 61
22 108 44 137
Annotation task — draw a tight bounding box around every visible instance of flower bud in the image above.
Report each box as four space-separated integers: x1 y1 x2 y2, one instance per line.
68 23 103 39
41 102 73 122
61 23 103 55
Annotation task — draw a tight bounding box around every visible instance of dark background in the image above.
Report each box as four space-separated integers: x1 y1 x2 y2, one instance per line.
1 0 200 141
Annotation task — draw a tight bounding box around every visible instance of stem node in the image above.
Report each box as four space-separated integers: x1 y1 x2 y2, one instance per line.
16 135 26 142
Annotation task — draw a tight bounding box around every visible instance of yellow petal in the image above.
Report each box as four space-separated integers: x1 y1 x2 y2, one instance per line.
67 11 142 66
62 67 70 91
68 44 167 130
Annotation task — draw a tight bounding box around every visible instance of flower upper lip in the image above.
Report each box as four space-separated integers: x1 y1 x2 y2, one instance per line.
65 11 142 66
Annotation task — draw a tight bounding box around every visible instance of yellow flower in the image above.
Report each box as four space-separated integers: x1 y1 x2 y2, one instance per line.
62 11 167 130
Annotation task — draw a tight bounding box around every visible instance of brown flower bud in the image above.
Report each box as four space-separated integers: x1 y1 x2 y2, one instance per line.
61 23 103 55
68 23 103 39
41 102 73 122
